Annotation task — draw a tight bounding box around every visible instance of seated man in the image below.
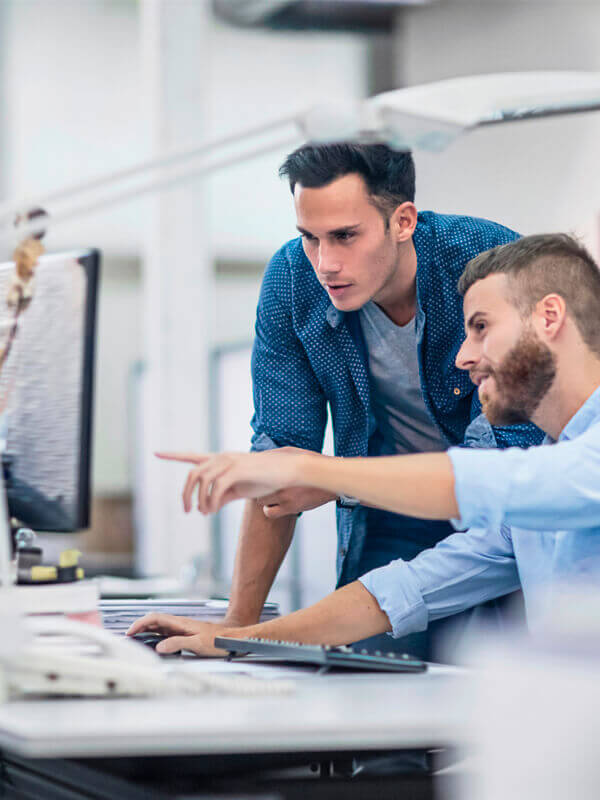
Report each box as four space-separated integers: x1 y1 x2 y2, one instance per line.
129 233 600 655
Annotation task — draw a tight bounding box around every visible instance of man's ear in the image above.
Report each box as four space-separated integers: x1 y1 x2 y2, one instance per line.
389 202 418 243
534 293 567 341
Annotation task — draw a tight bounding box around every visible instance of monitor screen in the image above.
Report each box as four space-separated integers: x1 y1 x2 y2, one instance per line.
0 249 99 532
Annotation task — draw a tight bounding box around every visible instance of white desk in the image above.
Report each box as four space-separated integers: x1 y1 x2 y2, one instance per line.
0 662 468 759
0 661 470 800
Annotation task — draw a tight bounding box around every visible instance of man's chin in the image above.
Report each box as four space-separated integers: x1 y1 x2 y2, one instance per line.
481 393 528 427
328 294 363 312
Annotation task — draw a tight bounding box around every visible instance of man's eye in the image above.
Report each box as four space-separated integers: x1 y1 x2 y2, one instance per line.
301 233 316 243
335 232 355 242
475 322 486 333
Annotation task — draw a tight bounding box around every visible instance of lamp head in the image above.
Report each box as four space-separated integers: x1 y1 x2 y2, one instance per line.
299 71 600 153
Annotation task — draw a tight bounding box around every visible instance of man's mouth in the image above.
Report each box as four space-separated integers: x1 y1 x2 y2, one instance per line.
471 371 492 388
325 283 352 296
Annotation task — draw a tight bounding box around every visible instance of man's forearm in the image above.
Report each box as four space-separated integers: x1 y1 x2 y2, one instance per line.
226 581 391 646
224 499 297 626
298 452 459 520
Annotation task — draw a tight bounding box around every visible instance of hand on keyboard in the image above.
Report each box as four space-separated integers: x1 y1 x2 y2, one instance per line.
127 613 228 656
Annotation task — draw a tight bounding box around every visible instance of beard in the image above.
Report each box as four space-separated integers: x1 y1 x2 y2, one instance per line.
475 328 557 426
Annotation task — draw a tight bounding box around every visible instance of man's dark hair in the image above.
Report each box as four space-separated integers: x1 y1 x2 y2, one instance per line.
459 233 600 356
279 143 415 221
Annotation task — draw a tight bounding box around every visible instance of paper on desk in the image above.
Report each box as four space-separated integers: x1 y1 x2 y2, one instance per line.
97 575 185 597
100 598 279 635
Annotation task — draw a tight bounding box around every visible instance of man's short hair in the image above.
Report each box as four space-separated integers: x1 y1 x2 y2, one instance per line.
459 233 600 356
279 143 416 220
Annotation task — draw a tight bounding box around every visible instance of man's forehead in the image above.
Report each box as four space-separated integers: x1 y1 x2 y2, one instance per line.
463 273 511 315
294 174 378 231
293 173 370 212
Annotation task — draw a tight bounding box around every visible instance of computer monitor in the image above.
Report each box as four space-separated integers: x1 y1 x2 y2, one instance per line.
0 249 99 533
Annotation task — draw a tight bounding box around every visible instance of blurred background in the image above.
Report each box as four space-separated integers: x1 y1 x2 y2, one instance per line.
2 0 599 613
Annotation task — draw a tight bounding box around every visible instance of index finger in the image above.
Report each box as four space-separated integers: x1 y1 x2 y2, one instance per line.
155 451 210 464
126 613 163 636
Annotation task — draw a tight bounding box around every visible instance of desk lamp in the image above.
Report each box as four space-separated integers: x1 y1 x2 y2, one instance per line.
0 69 598 585
1 70 599 246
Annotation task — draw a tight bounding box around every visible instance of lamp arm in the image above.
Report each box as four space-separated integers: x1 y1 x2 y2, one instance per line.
0 111 305 247
3 71 600 247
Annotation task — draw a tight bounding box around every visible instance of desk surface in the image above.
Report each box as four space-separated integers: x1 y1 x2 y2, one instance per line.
0 661 468 759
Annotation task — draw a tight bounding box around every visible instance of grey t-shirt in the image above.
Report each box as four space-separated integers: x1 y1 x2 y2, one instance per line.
359 301 448 455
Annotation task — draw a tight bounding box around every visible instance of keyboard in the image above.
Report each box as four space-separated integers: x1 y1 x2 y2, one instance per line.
214 636 427 673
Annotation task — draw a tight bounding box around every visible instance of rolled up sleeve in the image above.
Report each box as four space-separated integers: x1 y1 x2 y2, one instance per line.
360 560 429 638
359 525 519 638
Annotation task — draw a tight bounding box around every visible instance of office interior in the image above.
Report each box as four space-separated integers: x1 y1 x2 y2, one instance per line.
4 0 598 611
1 1 600 798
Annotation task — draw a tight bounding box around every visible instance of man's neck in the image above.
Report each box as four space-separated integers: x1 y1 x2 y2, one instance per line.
532 353 600 440
374 240 418 327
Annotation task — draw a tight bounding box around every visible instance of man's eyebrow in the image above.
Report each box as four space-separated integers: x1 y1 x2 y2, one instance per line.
329 224 361 235
465 311 486 330
296 224 361 237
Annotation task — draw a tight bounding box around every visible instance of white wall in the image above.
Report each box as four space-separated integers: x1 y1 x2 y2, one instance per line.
204 17 369 261
397 1 600 255
93 259 142 494
214 275 261 344
0 0 368 581
2 0 146 258
0 2 8 201
1 0 146 498
1 2 368 262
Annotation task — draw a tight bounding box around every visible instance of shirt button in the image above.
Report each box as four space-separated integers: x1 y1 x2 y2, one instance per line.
453 387 461 396
340 547 347 557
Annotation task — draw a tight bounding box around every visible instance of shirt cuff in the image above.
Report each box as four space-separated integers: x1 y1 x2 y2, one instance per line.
359 559 429 639
447 446 510 531
250 432 278 453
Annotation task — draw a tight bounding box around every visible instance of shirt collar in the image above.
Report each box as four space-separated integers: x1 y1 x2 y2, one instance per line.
326 304 344 328
558 384 600 442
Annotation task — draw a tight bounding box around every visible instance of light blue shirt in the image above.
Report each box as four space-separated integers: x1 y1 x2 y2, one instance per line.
359 385 600 636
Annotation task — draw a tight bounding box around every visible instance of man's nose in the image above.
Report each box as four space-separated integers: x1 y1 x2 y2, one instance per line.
317 243 342 275
455 338 477 371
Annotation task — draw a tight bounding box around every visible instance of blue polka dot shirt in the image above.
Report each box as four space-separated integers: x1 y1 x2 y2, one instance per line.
250 212 544 584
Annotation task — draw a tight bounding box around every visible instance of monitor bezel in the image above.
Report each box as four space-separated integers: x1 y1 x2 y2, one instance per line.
75 248 100 531
0 247 100 533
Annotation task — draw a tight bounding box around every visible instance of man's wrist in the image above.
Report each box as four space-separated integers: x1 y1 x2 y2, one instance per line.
296 455 345 505
217 623 246 639
223 612 259 628
295 452 338 492
294 452 317 487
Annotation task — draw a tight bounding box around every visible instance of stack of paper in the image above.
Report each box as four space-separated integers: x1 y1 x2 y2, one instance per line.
97 575 185 598
7 580 101 623
100 598 279 636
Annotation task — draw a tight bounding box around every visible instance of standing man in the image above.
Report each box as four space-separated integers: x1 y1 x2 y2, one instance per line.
222 143 542 658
